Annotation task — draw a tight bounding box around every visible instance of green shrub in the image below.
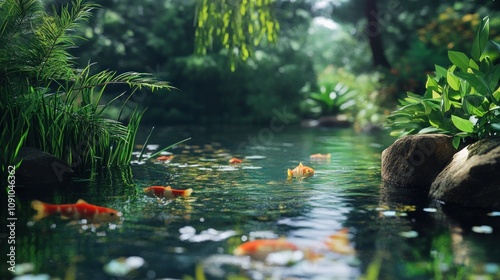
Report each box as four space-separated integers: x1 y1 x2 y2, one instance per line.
387 16 500 148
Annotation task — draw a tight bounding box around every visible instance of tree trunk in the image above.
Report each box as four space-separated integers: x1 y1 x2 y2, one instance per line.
365 0 391 69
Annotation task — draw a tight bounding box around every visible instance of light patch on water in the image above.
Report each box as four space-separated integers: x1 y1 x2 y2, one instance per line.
423 208 437 213
213 165 239 171
199 158 217 162
241 166 263 170
13 274 50 280
400 230 419 238
103 256 145 277
179 226 237 242
472 225 493 234
488 211 500 216
244 155 267 160
146 144 159 150
266 250 304 265
249 231 279 239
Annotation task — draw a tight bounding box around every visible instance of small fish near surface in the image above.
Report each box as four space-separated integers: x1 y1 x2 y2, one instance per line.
143 186 193 199
31 199 122 223
310 153 331 160
287 162 314 179
228 157 243 164
234 239 299 260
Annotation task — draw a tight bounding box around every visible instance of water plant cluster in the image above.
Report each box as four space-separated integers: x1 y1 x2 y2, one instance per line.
387 16 500 148
0 0 172 181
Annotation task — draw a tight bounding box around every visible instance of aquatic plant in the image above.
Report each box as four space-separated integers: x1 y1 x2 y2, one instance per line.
0 0 172 182
387 16 500 148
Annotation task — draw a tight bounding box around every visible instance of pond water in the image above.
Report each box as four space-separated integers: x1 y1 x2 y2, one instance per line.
3 126 500 280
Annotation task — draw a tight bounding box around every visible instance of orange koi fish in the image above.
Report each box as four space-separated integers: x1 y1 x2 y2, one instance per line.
156 155 174 161
325 228 356 255
310 153 331 160
143 186 193 199
31 199 121 223
229 157 243 164
234 239 298 260
287 162 314 178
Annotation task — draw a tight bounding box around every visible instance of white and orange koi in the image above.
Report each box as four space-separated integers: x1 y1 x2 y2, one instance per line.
143 186 193 199
31 199 121 223
287 162 314 179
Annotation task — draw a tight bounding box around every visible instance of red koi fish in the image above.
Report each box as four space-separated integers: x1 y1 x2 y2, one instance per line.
31 199 121 223
229 157 243 164
287 162 314 178
234 239 298 260
143 186 193 199
310 153 331 160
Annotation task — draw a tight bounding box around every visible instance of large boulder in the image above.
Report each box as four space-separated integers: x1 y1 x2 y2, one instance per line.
16 147 73 185
381 134 457 194
430 137 500 208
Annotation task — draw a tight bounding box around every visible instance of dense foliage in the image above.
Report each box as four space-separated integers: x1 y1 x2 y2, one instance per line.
387 16 500 148
0 0 172 182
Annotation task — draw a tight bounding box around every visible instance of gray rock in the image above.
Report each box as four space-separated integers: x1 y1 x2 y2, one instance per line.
16 147 73 185
430 137 500 208
381 134 457 190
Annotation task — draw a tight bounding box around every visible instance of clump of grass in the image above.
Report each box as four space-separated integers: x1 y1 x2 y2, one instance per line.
0 0 173 183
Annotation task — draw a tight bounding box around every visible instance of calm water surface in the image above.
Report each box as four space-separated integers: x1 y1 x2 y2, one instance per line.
3 126 500 279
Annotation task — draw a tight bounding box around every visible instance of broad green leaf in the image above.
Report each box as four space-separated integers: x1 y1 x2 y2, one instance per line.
485 64 500 91
447 67 460 90
451 115 474 133
463 95 486 117
455 71 490 96
468 59 479 70
435 65 447 79
448 51 469 72
490 40 500 54
471 16 489 61
452 135 461 149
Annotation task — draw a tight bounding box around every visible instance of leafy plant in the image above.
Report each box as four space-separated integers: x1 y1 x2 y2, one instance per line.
309 81 356 116
0 0 173 182
387 16 500 148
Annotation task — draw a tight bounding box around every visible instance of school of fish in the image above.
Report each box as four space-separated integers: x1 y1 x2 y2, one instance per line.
30 151 341 264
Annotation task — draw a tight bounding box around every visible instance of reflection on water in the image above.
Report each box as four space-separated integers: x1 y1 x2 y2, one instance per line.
3 126 500 279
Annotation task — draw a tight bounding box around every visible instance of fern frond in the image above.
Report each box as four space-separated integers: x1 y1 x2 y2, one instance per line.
35 0 98 81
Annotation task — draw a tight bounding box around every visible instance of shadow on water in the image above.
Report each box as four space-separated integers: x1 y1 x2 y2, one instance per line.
2 126 500 279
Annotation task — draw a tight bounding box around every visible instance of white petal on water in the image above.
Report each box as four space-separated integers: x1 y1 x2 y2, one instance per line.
472 225 493 234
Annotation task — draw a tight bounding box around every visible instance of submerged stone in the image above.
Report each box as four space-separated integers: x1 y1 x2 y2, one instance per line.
430 137 500 209
381 134 457 194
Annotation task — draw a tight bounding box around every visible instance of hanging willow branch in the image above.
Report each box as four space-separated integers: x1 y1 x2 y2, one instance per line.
194 0 280 70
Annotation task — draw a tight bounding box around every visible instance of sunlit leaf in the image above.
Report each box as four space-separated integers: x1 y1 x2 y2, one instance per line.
451 115 474 133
